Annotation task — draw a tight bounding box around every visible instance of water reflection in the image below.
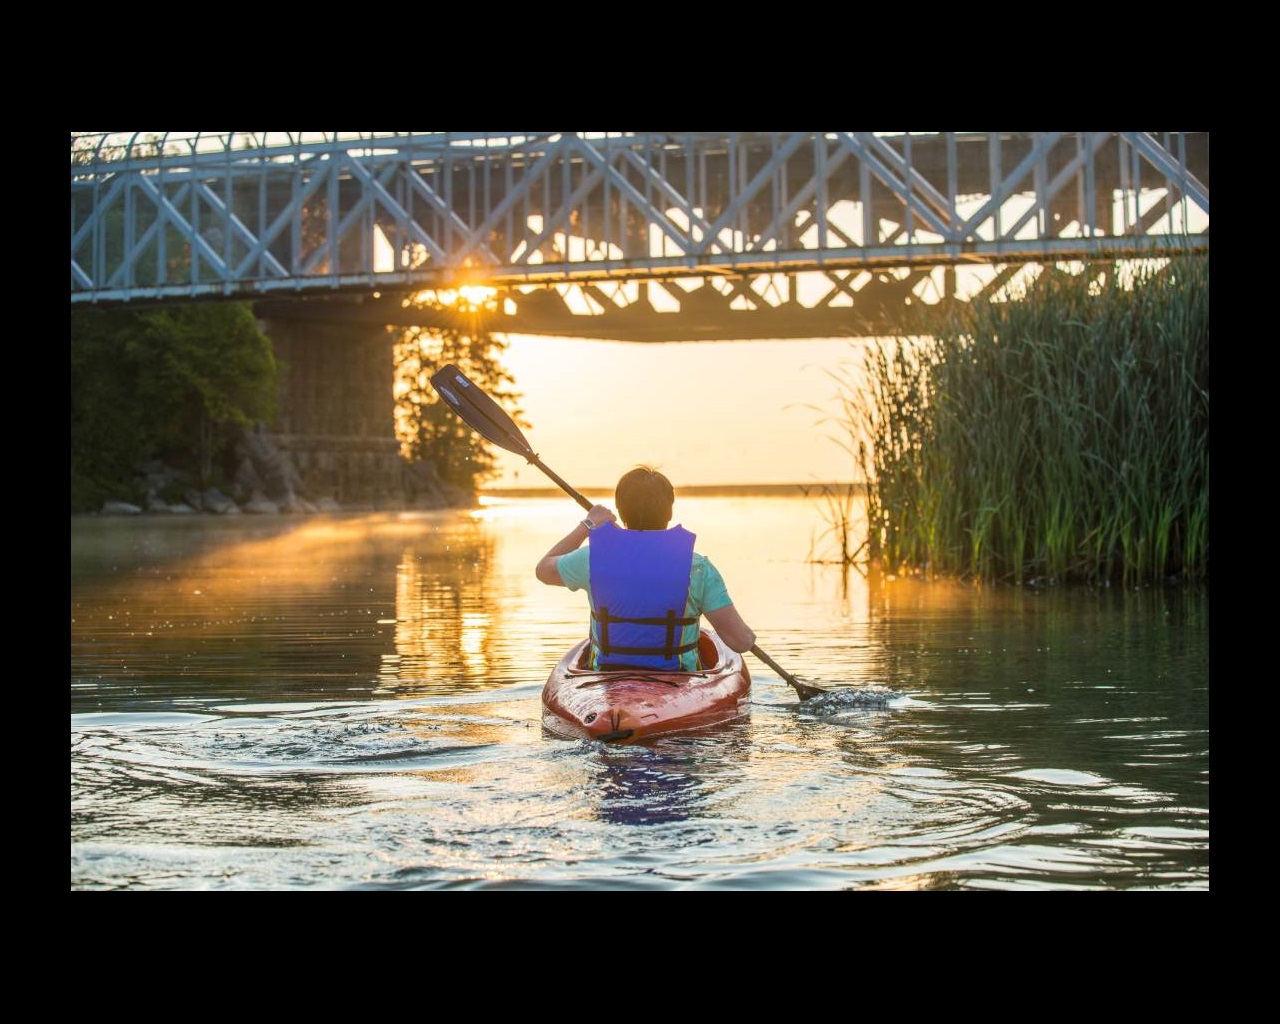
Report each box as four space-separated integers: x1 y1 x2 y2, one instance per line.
580 721 756 826
71 512 517 707
384 523 499 693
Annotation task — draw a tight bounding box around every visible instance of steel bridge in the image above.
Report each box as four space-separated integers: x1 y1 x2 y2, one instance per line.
70 132 1209 341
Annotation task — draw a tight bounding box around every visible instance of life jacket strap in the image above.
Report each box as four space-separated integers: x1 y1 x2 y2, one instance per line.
593 606 699 660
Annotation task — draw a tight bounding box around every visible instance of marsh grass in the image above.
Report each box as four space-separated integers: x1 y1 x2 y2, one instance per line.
799 482 868 567
834 255 1209 587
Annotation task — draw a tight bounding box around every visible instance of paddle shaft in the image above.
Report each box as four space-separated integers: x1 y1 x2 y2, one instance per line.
428 363 825 700
531 457 592 513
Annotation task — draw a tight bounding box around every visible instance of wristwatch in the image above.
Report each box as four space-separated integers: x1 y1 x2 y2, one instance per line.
581 517 596 531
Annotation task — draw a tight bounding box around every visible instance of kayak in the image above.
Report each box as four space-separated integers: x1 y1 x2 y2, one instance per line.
542 629 751 743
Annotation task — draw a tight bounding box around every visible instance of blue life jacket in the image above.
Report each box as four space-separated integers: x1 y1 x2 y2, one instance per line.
587 522 698 670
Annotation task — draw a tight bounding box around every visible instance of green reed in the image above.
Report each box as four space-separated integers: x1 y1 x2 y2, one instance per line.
837 255 1209 586
799 481 868 568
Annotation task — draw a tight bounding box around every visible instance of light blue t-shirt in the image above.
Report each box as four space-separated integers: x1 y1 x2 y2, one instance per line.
556 540 733 670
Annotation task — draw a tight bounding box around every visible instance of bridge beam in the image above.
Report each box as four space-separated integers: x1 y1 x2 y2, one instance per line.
254 274 939 343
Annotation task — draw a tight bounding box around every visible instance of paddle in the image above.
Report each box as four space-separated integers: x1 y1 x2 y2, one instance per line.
429 363 828 701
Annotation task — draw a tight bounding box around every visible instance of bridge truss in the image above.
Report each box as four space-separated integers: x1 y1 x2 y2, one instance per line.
70 132 1209 340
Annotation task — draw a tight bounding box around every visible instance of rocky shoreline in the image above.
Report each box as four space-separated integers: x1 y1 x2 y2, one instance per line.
95 490 466 517
85 425 473 517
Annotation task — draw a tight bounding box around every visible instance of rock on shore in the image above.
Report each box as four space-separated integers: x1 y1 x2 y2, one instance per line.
93 425 472 516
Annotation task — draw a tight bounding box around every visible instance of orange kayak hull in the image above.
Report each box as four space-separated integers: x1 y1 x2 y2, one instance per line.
542 630 751 743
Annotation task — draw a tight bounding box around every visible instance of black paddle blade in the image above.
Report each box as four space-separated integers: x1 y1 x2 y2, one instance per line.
429 364 534 458
429 362 594 511
791 679 827 700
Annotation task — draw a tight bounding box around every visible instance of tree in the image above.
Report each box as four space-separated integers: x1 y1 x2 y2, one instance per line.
71 307 151 511
70 302 278 511
140 303 278 481
394 293 524 491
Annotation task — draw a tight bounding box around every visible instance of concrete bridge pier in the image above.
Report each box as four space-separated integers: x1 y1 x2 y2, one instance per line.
258 317 442 508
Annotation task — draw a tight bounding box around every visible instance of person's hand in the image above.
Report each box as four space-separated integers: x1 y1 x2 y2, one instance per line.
582 504 617 531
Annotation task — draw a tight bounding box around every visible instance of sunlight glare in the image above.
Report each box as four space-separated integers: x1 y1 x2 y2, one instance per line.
648 282 682 312
374 226 395 272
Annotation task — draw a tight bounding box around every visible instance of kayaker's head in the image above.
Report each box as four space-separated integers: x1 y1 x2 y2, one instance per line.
615 465 674 530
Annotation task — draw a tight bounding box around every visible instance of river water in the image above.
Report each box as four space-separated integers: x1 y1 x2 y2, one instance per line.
70 492 1209 890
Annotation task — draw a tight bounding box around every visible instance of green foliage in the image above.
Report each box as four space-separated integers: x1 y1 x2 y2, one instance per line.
846 255 1209 587
394 306 525 491
70 302 277 512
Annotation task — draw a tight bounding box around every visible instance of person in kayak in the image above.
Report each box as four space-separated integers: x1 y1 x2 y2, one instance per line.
535 465 757 671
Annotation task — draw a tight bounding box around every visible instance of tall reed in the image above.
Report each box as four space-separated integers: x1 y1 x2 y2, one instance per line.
842 255 1209 586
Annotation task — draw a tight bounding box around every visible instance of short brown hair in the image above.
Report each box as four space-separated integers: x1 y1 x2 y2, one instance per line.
615 465 674 530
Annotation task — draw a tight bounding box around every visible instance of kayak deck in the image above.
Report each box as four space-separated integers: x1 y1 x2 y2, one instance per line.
542 630 751 743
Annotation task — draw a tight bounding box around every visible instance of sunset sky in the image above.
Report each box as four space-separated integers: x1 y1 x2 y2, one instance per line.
486 334 868 491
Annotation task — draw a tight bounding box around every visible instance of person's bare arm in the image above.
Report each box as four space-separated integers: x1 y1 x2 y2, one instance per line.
535 504 615 586
705 603 756 653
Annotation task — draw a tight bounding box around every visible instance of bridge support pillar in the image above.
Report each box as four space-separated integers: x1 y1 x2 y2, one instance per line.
259 317 447 508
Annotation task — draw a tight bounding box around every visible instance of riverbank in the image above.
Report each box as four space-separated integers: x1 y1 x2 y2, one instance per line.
84 478 865 516
88 483 470 517
481 481 863 499
81 427 473 517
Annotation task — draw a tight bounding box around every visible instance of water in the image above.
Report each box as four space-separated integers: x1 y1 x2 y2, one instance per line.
70 494 1209 890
